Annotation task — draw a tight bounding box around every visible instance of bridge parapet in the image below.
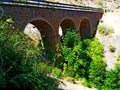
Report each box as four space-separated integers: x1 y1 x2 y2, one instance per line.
0 0 103 12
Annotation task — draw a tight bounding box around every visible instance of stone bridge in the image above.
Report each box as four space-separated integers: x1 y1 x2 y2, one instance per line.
0 0 104 51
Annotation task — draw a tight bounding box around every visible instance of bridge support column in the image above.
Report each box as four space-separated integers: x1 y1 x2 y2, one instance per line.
46 27 61 52
46 36 56 52
76 25 81 37
46 35 61 52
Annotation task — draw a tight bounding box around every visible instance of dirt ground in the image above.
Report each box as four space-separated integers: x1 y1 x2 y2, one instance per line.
96 9 120 70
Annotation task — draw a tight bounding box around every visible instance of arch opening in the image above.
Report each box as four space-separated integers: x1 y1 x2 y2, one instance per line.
60 19 75 35
24 20 55 51
80 18 91 37
59 19 76 43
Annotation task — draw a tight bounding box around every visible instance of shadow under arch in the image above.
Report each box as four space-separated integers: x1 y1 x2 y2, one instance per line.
24 19 55 51
79 18 91 37
59 18 76 34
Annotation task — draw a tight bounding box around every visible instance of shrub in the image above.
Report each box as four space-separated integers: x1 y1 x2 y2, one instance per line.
57 30 105 79
108 44 116 52
31 61 58 90
63 29 81 48
98 24 114 36
64 76 75 82
96 0 103 7
86 38 104 58
87 38 106 88
52 67 62 78
88 57 107 89
0 19 58 89
81 78 93 87
54 29 107 89
102 64 120 90
105 7 112 12
58 30 91 78
32 61 52 76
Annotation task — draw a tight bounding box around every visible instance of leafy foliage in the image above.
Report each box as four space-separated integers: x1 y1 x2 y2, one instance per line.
61 30 91 78
86 38 104 58
84 38 107 89
63 29 81 48
53 29 114 90
102 64 120 90
52 67 62 78
1 18 119 90
88 57 106 88
0 19 58 89
55 30 106 84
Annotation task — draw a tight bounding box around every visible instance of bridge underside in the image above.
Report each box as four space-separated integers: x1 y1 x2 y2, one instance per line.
0 2 103 51
80 18 91 37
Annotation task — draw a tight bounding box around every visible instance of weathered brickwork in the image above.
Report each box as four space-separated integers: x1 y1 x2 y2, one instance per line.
0 4 103 51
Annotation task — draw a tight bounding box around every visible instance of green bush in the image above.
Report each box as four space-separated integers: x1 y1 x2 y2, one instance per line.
61 30 90 78
32 61 52 76
87 38 106 88
86 38 104 58
88 56 106 88
102 64 120 90
55 30 105 82
53 28 120 90
52 67 62 78
0 19 58 89
55 30 106 86
63 29 81 48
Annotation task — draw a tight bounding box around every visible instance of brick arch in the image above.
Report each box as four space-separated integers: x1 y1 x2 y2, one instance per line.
24 19 56 51
59 18 76 35
58 18 76 44
79 18 91 37
24 18 55 32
